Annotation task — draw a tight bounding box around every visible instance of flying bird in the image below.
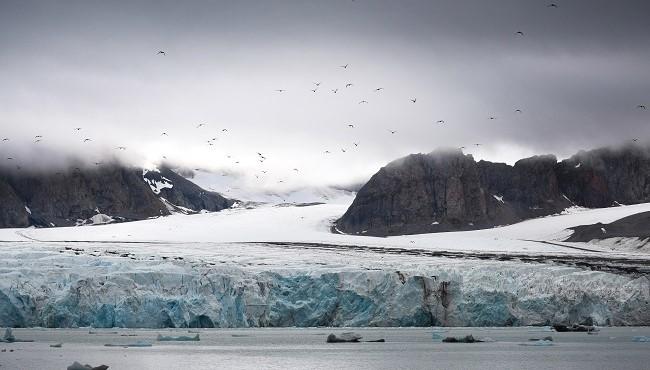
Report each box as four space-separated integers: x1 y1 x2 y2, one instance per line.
34 139 41 143
348 124 354 128
331 88 338 94
35 135 42 138
157 50 166 55
515 109 523 113
275 89 286 93
633 138 639 142
324 150 331 154
345 83 353 88
2 138 8 141
547 3 558 8
341 148 346 153
359 100 368 104
436 120 445 124
474 143 482 146
314 82 321 86
116 146 126 150
515 31 524 36
196 123 206 128
83 138 92 142
410 98 417 103
353 142 359 147
74 127 82 131
388 129 397 134
222 128 228 132
637 105 647 110
293 168 299 172
161 132 168 136
488 116 496 120
375 88 384 92
311 89 317 93
340 64 349 69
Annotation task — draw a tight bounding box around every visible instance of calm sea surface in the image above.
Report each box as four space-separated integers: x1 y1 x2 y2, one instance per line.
1 327 649 369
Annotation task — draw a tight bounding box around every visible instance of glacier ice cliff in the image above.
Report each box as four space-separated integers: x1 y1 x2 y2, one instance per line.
0 245 648 328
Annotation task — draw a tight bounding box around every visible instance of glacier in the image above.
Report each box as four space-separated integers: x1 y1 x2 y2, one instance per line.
0 242 648 328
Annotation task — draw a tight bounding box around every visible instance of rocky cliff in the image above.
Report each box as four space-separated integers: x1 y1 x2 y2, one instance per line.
0 164 233 228
337 145 650 236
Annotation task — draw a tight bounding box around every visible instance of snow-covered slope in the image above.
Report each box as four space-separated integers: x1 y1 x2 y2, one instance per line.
0 201 649 328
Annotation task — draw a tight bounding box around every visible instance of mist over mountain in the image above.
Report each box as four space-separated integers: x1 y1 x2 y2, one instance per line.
336 143 650 236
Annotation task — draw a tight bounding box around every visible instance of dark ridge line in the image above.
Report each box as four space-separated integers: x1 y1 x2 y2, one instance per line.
520 239 603 253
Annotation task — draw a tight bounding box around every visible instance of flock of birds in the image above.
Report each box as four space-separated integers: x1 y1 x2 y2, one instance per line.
1 2 648 185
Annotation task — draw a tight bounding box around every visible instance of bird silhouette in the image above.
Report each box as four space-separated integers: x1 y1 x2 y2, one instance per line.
275 89 286 93
637 105 647 110
116 146 126 150
375 88 384 92
353 142 359 147
516 31 524 36
331 88 338 93
74 127 82 131
157 51 166 55
340 64 349 69
324 150 331 154
410 98 417 103
2 138 8 141
35 135 42 138
547 3 558 8
345 83 353 88
222 128 228 132
388 129 397 134
488 116 496 120
310 89 317 93
6 157 13 160
515 109 522 113
161 132 168 136
341 148 346 153
436 120 445 124
83 138 92 142
474 143 482 146
196 123 206 128
348 124 355 128
314 82 322 86
359 100 368 104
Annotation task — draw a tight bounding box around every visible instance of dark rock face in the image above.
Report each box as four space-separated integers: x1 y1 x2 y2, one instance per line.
337 145 650 236
142 167 234 213
564 211 650 242
0 165 233 228
1 165 169 227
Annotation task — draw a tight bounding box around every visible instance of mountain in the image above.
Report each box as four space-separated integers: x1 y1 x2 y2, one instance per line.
0 164 234 228
336 145 650 236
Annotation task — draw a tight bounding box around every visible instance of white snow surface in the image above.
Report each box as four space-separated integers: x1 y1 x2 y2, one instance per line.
1 200 649 328
2 200 650 256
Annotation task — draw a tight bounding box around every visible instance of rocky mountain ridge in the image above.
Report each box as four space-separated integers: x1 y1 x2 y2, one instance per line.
0 164 234 228
336 144 650 236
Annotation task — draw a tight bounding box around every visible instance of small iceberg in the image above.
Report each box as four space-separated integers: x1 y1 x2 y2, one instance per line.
156 333 200 341
327 332 362 343
520 340 554 347
67 362 109 370
104 340 152 348
442 335 482 343
1 328 33 343
632 336 650 342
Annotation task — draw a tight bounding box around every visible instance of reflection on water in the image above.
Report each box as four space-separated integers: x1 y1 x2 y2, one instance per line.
1 327 649 370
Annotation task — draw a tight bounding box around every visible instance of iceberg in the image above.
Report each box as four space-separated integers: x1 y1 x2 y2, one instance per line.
156 333 199 341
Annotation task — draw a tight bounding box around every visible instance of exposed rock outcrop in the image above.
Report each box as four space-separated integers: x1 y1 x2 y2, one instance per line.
0 164 233 228
337 144 650 236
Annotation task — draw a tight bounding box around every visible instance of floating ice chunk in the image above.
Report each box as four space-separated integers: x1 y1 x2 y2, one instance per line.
66 361 109 370
3 328 15 342
156 333 199 341
520 340 554 346
327 332 362 343
50 342 63 348
633 336 650 342
104 340 152 347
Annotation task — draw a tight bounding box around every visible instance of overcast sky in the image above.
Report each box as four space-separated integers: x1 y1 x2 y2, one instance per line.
1 0 649 189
